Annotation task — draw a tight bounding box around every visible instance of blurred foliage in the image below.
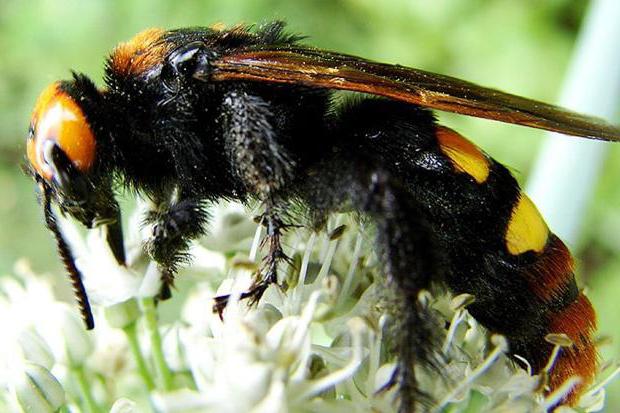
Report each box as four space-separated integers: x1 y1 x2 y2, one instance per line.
1 0 619 410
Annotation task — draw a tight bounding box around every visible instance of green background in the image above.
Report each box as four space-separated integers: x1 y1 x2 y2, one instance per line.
1 0 619 410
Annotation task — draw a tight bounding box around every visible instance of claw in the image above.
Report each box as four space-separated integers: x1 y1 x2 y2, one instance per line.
212 282 271 319
212 211 291 318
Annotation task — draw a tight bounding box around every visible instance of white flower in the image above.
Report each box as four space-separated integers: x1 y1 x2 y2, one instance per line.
0 261 59 386
0 260 58 330
200 201 257 253
36 302 94 367
158 286 367 413
57 211 143 306
10 361 65 413
109 397 138 413
4 202 617 413
104 298 140 329
16 328 55 370
88 314 131 379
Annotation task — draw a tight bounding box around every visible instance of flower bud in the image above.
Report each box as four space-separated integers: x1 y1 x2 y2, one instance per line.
105 298 140 329
13 362 65 413
16 328 54 369
110 397 137 413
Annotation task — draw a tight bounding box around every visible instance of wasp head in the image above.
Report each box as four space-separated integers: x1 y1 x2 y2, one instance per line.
26 80 126 266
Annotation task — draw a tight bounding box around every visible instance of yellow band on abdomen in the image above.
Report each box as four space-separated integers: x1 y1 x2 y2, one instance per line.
436 126 490 184
505 193 549 255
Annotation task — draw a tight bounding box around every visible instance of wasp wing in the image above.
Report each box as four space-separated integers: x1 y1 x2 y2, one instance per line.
209 47 620 142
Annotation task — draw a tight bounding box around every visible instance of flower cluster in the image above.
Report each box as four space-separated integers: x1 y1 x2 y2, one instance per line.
0 201 616 412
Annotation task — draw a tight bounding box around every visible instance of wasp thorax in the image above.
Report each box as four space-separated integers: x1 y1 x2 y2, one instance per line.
26 82 96 182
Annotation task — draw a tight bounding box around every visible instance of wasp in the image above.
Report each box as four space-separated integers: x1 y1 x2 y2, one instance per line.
25 22 620 411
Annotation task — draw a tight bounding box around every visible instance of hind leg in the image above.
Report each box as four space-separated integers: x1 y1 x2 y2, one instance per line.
297 98 450 412
301 156 442 412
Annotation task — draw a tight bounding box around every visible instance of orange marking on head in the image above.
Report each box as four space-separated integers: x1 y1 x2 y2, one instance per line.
523 235 575 302
27 83 96 181
505 193 549 255
547 294 597 405
109 28 172 76
436 126 490 184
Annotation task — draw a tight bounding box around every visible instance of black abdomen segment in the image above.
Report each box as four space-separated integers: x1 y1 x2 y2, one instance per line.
419 124 597 404
327 99 596 404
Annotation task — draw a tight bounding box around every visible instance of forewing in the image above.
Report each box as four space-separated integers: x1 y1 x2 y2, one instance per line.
209 47 620 141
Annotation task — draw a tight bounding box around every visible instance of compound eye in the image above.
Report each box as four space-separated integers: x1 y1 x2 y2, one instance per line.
27 82 96 182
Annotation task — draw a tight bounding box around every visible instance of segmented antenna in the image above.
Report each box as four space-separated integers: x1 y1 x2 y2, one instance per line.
40 184 95 330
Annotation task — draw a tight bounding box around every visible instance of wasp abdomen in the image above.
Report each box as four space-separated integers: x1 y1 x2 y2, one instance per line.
435 127 596 403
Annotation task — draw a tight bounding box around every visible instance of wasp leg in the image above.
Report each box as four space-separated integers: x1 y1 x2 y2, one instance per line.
212 211 291 315
303 161 442 412
367 172 442 412
213 91 294 313
144 192 209 299
296 97 447 411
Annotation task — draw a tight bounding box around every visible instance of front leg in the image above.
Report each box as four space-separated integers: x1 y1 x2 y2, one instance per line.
214 91 294 312
144 189 209 299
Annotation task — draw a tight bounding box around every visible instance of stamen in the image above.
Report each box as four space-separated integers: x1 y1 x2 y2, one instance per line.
249 223 263 261
542 376 581 409
291 317 365 403
442 308 466 355
584 364 620 398
433 335 508 412
336 231 363 309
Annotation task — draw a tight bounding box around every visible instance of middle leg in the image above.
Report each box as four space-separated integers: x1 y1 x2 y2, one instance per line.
214 89 296 311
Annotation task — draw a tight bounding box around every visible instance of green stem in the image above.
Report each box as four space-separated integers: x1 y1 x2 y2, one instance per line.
140 297 173 390
71 365 100 413
123 321 156 390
